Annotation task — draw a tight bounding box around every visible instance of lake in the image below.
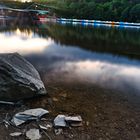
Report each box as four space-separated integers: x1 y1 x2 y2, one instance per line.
0 18 140 139
0 19 140 95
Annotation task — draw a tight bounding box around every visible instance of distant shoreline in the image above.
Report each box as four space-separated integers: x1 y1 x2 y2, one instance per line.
1 0 140 23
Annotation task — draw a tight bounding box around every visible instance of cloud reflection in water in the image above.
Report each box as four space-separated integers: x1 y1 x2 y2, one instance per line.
0 28 140 94
38 43 140 94
0 29 52 54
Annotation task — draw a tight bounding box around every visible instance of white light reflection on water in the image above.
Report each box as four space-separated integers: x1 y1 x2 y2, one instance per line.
0 29 53 54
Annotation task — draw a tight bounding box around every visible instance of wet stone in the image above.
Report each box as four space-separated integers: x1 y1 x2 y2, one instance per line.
0 53 47 101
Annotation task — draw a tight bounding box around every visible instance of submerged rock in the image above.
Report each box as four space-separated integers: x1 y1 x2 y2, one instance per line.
0 53 47 101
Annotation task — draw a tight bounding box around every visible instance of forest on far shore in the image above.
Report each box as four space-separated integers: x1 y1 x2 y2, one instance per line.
1 0 140 22
40 0 140 22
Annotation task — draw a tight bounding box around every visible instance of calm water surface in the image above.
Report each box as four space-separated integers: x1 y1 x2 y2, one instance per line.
0 19 140 96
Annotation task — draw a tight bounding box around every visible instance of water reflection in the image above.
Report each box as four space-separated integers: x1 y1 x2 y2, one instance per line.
0 23 140 95
64 59 140 92
44 24 140 59
25 42 140 95
0 28 52 54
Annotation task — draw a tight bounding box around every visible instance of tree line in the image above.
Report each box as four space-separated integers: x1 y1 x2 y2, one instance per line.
43 0 140 22
1 0 140 22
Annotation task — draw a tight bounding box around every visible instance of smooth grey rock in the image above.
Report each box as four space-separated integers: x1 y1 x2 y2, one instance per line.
0 53 47 101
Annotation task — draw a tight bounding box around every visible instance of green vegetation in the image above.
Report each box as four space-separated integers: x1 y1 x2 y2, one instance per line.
38 0 140 22
1 0 140 22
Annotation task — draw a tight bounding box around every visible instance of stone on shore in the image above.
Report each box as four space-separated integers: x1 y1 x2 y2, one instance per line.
0 53 47 101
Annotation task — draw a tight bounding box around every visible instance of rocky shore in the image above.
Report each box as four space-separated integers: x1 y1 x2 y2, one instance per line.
0 54 139 140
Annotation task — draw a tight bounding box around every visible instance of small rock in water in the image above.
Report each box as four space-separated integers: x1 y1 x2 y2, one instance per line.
10 132 22 137
54 115 83 127
39 125 48 130
65 116 82 122
3 120 10 128
65 115 83 127
52 97 59 102
18 108 49 117
46 123 53 129
54 115 66 127
12 108 49 126
26 129 41 140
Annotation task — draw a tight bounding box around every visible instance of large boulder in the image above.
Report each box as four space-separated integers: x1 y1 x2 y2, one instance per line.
0 53 47 101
